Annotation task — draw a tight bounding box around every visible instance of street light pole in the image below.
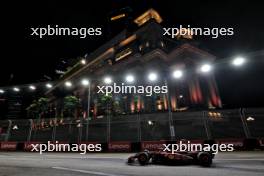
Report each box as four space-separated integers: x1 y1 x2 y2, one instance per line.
107 103 111 142
27 119 33 142
239 108 251 138
137 100 142 142
85 84 91 141
164 79 175 141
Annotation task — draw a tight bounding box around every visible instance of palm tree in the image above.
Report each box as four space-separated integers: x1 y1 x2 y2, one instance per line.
27 97 49 119
98 94 113 115
27 97 49 133
63 95 80 118
26 100 39 119
98 94 121 116
37 97 49 119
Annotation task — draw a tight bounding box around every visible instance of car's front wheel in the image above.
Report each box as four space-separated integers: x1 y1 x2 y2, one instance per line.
127 157 134 164
138 153 149 165
197 152 212 167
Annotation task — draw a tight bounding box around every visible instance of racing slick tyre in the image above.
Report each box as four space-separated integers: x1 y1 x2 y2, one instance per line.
138 153 149 165
127 157 134 164
197 152 212 167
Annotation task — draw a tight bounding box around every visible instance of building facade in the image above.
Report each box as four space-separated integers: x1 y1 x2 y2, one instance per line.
46 9 222 119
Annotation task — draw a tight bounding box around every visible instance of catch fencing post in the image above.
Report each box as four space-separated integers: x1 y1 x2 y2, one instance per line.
27 119 33 142
5 120 12 141
202 111 212 139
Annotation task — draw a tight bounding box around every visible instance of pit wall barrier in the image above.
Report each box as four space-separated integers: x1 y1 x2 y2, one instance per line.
0 142 17 151
108 141 131 152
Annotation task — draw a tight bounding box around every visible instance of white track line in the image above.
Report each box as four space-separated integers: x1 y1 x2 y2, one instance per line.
52 167 125 176
215 159 264 161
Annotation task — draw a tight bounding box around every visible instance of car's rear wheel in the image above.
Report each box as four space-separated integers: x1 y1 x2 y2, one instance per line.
138 153 149 165
197 152 212 167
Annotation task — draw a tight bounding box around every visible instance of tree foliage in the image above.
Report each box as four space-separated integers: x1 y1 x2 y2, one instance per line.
63 95 80 117
27 97 49 118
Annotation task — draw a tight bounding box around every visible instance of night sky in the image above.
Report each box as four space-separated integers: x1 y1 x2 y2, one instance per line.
1 0 264 108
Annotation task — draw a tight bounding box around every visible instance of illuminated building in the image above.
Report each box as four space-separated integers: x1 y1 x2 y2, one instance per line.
46 9 222 118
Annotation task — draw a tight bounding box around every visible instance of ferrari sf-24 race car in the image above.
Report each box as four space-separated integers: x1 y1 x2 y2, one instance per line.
127 150 214 167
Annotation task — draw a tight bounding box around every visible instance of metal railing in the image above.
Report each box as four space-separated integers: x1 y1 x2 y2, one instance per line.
0 108 263 143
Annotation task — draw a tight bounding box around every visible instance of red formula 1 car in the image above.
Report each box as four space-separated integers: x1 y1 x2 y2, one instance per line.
127 150 214 167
